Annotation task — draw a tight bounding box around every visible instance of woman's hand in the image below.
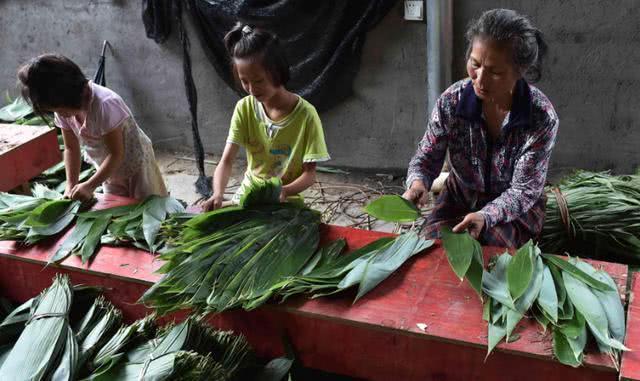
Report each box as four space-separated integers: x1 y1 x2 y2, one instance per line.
279 188 288 203
69 182 95 202
402 180 429 207
201 194 224 212
453 212 485 239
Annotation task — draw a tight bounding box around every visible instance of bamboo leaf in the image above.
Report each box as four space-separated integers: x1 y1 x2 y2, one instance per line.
513 255 544 314
50 217 93 264
542 254 614 292
507 240 534 301
572 259 626 343
482 253 514 309
531 305 550 332
142 197 169 252
354 232 433 302
465 249 484 298
553 330 582 368
487 321 506 358
363 195 420 222
536 265 558 323
563 271 628 351
50 326 79 381
441 227 476 280
81 215 112 263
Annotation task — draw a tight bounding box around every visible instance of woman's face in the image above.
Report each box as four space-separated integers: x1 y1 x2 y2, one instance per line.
234 58 280 103
466 38 521 103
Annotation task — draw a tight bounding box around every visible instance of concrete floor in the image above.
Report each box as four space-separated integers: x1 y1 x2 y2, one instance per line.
155 149 432 233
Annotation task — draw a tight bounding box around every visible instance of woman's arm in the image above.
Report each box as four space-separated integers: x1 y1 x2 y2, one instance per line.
403 96 450 207
202 143 239 211
281 162 317 201
61 128 82 198
69 126 124 201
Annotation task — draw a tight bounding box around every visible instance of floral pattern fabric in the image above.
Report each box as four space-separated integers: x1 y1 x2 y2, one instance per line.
407 78 559 229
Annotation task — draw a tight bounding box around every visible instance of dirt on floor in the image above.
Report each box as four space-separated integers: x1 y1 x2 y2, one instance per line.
156 149 435 233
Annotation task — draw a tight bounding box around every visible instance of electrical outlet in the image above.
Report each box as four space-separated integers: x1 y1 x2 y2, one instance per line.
404 0 423 21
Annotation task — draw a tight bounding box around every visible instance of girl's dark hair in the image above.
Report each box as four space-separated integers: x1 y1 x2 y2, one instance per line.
465 9 548 82
223 22 290 87
17 53 88 114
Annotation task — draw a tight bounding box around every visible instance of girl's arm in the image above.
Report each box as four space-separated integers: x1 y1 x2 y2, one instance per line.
61 128 82 198
70 126 124 201
280 162 317 201
202 143 239 211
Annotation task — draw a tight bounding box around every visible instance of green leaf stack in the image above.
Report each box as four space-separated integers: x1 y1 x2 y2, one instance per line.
440 229 629 367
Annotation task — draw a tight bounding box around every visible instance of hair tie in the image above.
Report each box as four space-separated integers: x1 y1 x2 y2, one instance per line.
242 25 253 35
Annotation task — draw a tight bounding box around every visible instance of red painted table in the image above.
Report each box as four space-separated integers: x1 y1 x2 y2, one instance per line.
0 123 60 191
621 272 640 380
0 194 630 381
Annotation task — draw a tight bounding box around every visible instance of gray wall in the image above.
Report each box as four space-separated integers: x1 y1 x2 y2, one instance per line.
1 1 638 174
454 0 640 174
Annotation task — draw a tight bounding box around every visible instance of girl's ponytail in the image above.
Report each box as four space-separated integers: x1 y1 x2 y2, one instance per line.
224 22 246 55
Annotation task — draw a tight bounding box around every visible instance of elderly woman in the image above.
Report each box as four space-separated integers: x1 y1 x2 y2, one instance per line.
403 9 559 248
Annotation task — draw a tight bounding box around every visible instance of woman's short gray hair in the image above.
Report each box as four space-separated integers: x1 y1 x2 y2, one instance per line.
465 9 548 83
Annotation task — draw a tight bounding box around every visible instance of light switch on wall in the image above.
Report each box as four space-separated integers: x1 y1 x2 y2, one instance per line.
404 0 424 21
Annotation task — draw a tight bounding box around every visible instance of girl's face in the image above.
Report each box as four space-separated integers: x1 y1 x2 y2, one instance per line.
234 58 280 102
466 38 520 103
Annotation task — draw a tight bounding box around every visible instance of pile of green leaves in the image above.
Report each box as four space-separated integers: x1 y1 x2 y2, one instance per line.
50 195 186 264
33 159 96 194
442 229 628 368
141 205 321 314
87 316 254 381
0 95 49 126
0 185 81 245
280 231 433 303
239 176 282 208
541 171 640 263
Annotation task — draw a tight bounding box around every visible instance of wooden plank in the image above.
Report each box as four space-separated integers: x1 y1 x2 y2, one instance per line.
0 124 60 191
0 194 628 380
621 272 640 380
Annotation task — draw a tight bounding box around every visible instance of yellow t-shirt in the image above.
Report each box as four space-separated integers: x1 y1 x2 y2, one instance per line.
227 95 330 201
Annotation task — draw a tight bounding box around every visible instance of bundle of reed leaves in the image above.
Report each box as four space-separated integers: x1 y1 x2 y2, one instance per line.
89 316 253 381
442 229 628 368
541 171 640 263
0 277 265 381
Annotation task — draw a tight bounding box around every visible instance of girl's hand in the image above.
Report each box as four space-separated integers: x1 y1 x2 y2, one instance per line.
69 182 95 202
63 183 76 199
201 194 223 212
402 180 429 207
453 212 485 239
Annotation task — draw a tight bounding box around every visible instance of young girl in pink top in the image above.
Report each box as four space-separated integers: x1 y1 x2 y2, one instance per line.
18 54 167 201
